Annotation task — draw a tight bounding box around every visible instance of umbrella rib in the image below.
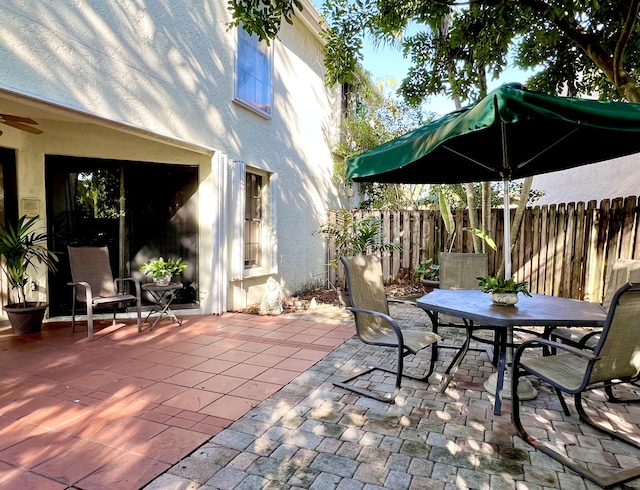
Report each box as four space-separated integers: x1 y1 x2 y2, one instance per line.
442 145 497 174
515 127 580 172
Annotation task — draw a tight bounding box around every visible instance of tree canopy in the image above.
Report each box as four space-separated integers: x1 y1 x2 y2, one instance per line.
229 0 640 103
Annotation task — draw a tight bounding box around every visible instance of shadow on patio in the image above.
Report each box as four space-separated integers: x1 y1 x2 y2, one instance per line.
3 304 640 489
0 311 354 489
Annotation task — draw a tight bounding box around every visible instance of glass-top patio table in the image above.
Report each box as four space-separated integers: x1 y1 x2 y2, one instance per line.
417 289 607 415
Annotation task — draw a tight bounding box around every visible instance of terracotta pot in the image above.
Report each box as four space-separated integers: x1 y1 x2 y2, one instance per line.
5 302 48 334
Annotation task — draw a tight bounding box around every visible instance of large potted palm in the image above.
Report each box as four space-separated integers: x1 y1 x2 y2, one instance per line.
0 215 58 334
313 210 400 306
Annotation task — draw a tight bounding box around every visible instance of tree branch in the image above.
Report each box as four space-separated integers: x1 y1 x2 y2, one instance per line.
613 0 640 86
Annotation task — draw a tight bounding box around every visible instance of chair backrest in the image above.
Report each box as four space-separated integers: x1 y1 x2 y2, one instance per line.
589 283 640 384
439 253 488 290
602 259 640 310
68 246 117 301
341 255 393 343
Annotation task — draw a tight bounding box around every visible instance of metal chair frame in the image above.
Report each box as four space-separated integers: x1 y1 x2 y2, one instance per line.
512 283 640 488
333 255 441 403
68 246 142 341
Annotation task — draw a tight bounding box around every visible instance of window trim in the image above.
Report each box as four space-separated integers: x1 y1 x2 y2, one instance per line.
229 161 278 281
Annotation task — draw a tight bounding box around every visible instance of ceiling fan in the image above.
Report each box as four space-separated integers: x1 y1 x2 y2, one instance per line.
0 113 43 134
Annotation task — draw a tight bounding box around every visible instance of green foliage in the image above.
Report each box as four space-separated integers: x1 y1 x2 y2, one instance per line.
413 258 440 283
465 228 497 251
227 0 302 43
229 0 640 105
0 215 58 306
313 210 401 268
139 257 188 279
77 170 122 219
476 276 531 296
334 80 434 209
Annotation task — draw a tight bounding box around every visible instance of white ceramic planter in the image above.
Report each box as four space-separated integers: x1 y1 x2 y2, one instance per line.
490 292 519 306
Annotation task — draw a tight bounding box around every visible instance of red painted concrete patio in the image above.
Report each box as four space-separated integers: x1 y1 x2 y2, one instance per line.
0 312 353 489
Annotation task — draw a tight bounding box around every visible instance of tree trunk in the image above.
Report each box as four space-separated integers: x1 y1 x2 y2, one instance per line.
464 183 481 252
481 182 492 253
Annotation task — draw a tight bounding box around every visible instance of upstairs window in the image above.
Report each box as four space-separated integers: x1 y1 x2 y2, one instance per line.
236 26 273 117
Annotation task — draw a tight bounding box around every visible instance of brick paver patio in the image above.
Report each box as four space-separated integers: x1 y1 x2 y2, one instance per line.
2 302 640 489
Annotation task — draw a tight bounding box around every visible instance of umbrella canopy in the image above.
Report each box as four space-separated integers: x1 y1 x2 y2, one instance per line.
346 84 640 277
347 83 640 184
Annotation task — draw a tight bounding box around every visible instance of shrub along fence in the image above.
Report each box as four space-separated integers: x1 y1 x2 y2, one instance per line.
325 195 640 303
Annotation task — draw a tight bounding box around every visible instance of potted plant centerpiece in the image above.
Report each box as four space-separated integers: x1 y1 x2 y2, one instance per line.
139 257 187 286
477 275 531 306
0 215 59 334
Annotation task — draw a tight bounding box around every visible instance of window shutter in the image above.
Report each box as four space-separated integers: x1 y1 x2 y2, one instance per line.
229 159 245 281
269 173 278 274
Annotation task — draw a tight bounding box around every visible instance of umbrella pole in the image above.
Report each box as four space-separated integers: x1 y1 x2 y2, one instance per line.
503 177 511 279
483 138 538 411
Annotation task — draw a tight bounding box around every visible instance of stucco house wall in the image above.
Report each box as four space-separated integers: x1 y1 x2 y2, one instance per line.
531 154 640 206
0 0 342 315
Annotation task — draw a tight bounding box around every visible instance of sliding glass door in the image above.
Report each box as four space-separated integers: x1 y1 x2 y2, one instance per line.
46 156 198 316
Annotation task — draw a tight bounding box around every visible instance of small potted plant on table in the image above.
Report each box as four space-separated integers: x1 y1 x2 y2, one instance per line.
0 215 58 333
139 257 187 286
477 275 531 306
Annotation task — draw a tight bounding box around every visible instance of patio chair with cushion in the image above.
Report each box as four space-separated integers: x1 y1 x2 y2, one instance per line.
512 282 640 488
333 255 441 403
550 259 640 349
68 245 142 341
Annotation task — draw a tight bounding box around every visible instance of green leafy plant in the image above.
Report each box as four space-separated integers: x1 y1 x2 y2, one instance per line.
0 215 58 306
313 210 401 269
465 227 497 251
476 276 532 296
414 258 439 283
139 257 187 279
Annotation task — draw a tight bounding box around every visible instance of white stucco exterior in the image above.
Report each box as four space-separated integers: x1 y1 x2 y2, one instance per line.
531 153 640 206
0 1 342 315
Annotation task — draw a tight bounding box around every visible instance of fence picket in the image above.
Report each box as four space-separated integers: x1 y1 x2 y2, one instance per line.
324 195 640 300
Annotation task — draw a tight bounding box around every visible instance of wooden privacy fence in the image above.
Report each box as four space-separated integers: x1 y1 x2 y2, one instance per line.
325 195 640 303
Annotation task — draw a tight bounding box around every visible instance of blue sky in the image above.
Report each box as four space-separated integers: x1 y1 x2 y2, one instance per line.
309 1 531 116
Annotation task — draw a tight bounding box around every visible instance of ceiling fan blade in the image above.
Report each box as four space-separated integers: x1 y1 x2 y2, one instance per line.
0 114 38 124
1 120 43 134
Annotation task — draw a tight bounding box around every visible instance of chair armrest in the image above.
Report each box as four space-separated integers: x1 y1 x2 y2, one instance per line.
68 281 93 303
114 277 142 298
346 306 405 345
515 337 600 361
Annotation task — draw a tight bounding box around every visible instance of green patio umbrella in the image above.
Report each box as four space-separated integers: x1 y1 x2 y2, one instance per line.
347 83 640 277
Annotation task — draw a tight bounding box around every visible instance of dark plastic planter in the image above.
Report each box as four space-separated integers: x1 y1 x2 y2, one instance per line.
5 302 48 334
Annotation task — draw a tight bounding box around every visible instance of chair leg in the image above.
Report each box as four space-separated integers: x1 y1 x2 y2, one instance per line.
513 368 640 488
333 346 436 404
554 387 570 416
135 297 142 332
71 295 77 333
87 305 94 341
333 366 400 403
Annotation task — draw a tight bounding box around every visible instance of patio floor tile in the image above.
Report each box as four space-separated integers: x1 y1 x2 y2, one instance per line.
0 311 347 488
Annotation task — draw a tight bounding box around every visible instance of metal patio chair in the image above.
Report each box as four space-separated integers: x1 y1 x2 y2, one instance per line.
430 253 501 389
512 282 640 488
68 246 142 341
333 255 441 403
550 259 640 350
